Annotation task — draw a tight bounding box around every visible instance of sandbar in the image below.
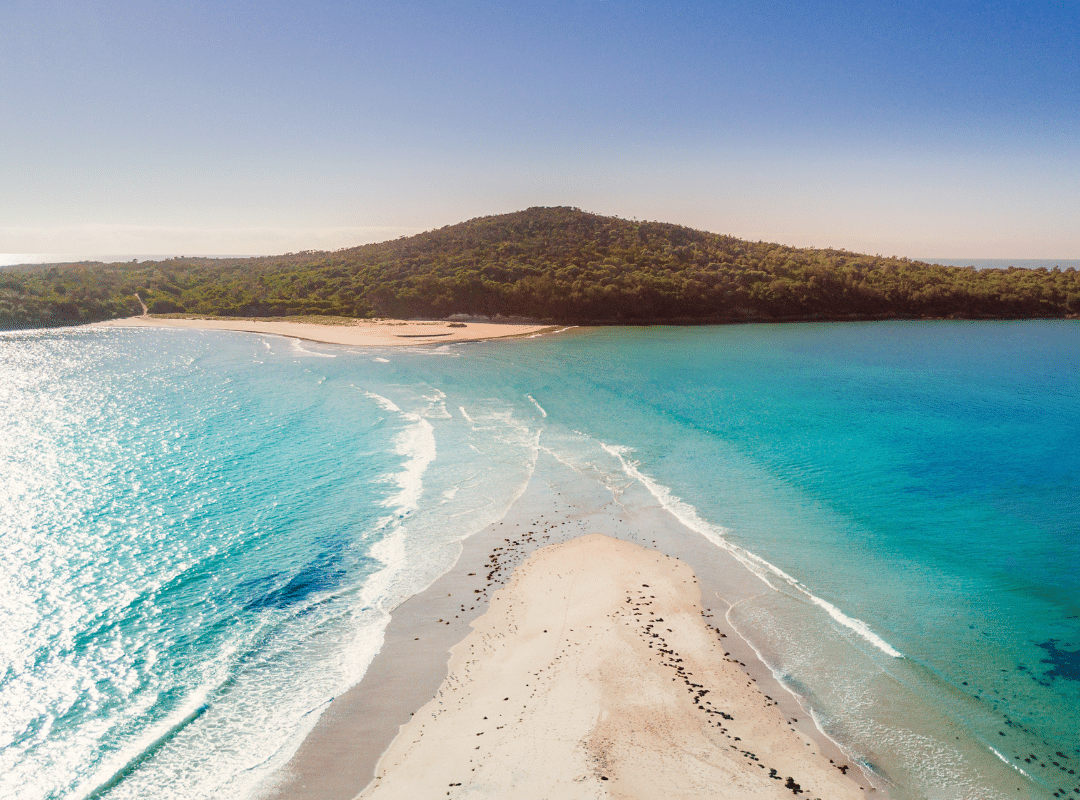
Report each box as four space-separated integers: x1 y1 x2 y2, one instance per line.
258 452 874 800
360 534 866 799
89 316 556 346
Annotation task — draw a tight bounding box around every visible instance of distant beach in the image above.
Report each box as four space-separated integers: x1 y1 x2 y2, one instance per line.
89 315 558 346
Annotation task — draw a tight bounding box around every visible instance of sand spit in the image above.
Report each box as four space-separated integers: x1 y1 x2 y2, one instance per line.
89 316 555 346
260 452 876 800
360 534 865 800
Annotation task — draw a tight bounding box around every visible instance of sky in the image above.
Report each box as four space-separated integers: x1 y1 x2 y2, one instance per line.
2 0 1077 259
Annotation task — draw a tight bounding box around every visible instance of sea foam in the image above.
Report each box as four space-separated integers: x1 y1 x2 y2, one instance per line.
599 442 903 659
526 394 548 417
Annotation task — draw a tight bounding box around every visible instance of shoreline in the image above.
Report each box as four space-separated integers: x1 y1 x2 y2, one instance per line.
88 315 561 346
255 452 877 799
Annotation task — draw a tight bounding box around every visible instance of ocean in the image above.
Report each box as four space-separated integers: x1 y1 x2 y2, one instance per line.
921 258 1080 270
1 321 1077 800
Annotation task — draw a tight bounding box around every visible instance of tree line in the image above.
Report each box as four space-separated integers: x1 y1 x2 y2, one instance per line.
2 207 1078 330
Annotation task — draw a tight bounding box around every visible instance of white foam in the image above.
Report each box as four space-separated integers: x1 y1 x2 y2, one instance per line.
420 389 452 420
363 391 402 414
527 394 548 417
289 340 335 358
231 391 441 797
806 595 902 658
74 680 214 799
599 442 903 659
372 357 390 363
383 416 436 516
989 746 1035 780
458 407 475 424
461 407 537 453
366 524 410 601
360 390 437 516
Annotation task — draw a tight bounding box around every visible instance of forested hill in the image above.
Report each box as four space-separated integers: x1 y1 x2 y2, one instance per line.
2 207 1078 330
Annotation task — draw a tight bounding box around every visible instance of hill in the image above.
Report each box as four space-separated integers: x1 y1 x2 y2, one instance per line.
2 207 1078 329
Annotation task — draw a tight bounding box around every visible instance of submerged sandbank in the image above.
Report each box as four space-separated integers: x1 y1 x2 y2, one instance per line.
90 316 556 346
362 533 866 799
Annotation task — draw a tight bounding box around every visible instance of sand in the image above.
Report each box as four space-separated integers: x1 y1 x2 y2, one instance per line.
89 316 555 346
359 534 866 800
257 452 876 800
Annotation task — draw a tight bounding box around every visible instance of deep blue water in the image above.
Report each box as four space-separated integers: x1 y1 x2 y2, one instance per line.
1 321 1077 799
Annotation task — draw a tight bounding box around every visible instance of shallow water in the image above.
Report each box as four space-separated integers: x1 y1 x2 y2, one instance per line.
1 321 1077 799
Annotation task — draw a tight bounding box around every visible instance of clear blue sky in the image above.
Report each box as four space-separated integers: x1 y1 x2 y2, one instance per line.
2 0 1077 258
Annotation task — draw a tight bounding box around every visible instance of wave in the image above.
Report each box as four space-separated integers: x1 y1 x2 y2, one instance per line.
215 386 449 798
989 746 1035 780
599 442 903 659
362 392 437 516
526 394 548 417
289 340 335 358
78 686 212 800
532 326 578 337
420 389 452 420
363 390 402 414
424 344 458 355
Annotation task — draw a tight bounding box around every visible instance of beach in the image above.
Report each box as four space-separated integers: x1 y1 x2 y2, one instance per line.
89 315 555 346
259 451 873 800
362 534 867 799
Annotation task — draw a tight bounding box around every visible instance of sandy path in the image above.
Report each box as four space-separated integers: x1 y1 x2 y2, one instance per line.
89 316 556 346
360 534 865 800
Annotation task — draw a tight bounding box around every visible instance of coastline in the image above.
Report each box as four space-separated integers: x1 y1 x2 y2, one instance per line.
88 315 559 346
256 452 876 800
7 320 1073 799
79 320 1046 800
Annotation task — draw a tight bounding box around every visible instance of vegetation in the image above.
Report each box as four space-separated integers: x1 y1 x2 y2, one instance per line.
2 207 1078 330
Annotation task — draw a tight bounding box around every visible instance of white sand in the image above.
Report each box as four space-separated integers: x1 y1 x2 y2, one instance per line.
361 535 867 800
89 316 553 346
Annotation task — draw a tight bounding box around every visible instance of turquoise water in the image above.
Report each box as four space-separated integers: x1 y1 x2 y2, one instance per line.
1 321 1077 799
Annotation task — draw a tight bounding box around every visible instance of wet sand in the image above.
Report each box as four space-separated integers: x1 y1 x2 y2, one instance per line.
89 316 556 346
255 452 876 799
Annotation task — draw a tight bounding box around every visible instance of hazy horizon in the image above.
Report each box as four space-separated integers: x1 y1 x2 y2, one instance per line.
3 1 1077 258
5 251 1078 271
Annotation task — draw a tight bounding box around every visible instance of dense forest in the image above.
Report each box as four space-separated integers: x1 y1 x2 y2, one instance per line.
2 207 1078 330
